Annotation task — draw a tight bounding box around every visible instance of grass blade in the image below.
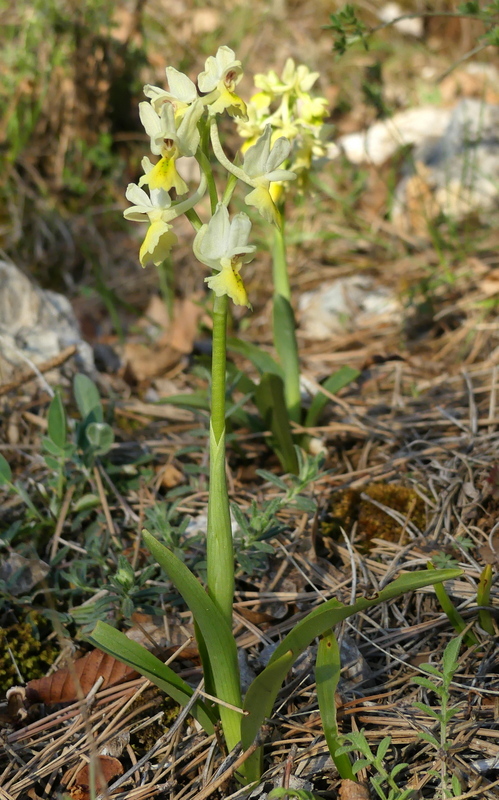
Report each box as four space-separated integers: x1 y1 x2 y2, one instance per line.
273 294 301 423
227 337 283 378
428 562 479 645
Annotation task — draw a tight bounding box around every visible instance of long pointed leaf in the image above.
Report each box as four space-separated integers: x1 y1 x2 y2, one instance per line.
316 631 355 780
272 294 301 423
242 568 461 754
142 530 243 753
241 649 295 782
227 337 283 378
305 367 360 428
88 622 216 733
255 373 298 474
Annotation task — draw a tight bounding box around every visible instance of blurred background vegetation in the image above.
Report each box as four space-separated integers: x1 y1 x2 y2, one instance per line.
2 0 495 333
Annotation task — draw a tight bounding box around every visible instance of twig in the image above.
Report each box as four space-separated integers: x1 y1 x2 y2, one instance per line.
0 344 77 396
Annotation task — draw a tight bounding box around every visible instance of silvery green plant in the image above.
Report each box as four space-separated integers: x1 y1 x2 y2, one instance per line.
89 46 462 786
411 635 464 798
335 730 414 800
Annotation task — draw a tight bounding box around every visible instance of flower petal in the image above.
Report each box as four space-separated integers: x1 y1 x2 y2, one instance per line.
243 125 271 177
139 220 178 267
166 67 198 103
177 99 204 155
264 168 296 182
195 203 230 263
205 261 250 307
125 183 152 208
139 101 162 140
226 212 253 255
140 157 189 195
245 185 280 226
265 136 292 172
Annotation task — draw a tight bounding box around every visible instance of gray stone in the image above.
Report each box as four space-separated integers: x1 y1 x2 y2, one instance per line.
0 260 94 383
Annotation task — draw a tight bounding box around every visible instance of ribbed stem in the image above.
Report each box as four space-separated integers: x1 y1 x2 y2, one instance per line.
206 293 234 625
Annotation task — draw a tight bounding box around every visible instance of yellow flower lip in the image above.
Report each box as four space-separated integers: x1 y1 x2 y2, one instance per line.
193 204 255 308
139 156 188 196
205 259 251 308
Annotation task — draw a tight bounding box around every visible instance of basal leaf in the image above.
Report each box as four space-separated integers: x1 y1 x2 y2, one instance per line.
47 392 67 448
88 622 216 733
255 373 298 474
305 366 360 428
142 530 243 755
227 337 283 378
315 630 354 779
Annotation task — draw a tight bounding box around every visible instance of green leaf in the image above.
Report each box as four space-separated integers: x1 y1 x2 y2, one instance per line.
255 373 299 474
88 621 216 733
74 374 103 423
417 663 442 678
376 736 391 762
0 454 12 484
227 337 283 378
42 437 65 457
141 531 243 757
417 730 440 747
451 773 462 796
241 649 295 777
413 702 442 721
428 562 478 645
272 295 301 424
13 480 44 519
86 422 114 455
412 676 441 692
73 493 101 512
442 635 462 679
47 392 67 448
156 391 210 412
477 564 494 635
315 630 355 780
242 569 461 759
305 367 360 428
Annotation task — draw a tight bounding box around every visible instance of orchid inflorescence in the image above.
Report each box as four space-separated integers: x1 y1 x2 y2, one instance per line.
124 48 330 308
237 58 330 195
124 45 301 307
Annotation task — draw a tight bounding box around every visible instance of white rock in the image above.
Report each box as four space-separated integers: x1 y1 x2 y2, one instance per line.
378 2 423 37
337 106 452 165
0 260 94 382
299 275 401 340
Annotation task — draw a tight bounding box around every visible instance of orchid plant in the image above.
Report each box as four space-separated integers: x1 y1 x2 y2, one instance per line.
90 47 462 787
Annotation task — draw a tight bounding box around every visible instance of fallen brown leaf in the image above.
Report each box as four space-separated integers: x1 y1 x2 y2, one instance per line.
25 649 138 705
63 755 123 800
338 779 370 800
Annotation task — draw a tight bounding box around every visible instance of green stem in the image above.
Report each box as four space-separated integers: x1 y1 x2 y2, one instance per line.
196 148 219 214
272 212 291 301
207 293 234 625
271 210 301 424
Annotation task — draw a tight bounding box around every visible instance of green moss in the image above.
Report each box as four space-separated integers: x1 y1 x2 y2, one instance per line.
322 483 426 553
0 615 58 691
